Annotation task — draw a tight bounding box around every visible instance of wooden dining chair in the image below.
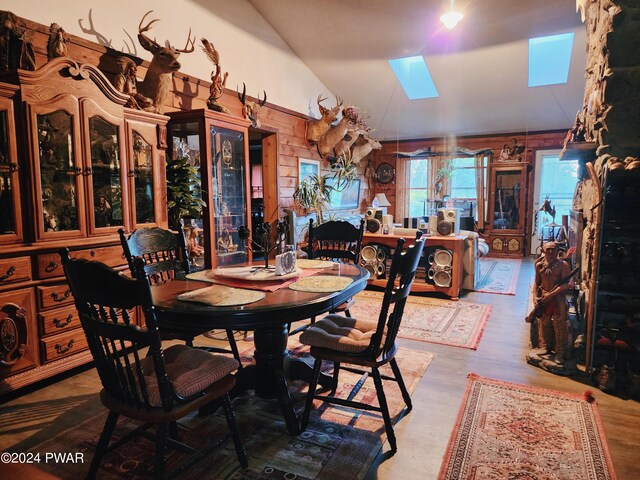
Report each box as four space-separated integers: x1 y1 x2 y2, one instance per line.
60 249 248 479
299 234 425 454
118 227 242 365
290 218 365 336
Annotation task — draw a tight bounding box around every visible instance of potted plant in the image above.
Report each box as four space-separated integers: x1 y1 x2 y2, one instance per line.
293 173 334 224
166 155 206 230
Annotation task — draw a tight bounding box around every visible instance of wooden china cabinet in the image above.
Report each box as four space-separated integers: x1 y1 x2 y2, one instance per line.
485 162 529 257
167 109 252 269
0 58 167 395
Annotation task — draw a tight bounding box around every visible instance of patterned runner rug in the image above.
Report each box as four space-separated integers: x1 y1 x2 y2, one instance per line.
25 346 433 480
350 290 492 350
475 257 521 295
438 374 617 480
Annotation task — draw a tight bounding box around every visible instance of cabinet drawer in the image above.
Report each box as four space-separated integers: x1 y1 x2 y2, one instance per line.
37 284 73 310
0 256 32 286
40 329 88 363
38 305 81 336
36 245 127 279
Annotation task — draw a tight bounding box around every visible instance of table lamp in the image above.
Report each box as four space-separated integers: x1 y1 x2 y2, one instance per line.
374 193 391 216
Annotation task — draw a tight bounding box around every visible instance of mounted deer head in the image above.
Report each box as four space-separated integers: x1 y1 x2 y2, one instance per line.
316 106 358 158
334 115 369 158
305 95 342 145
237 82 267 128
351 133 381 164
136 10 195 114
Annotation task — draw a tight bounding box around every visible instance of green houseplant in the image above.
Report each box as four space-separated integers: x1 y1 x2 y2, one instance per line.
293 173 334 224
166 155 206 229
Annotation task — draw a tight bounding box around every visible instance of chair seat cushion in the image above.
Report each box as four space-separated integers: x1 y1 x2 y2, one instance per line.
299 314 379 353
141 344 239 407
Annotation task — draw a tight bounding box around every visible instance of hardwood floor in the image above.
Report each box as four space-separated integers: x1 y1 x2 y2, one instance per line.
1 257 639 479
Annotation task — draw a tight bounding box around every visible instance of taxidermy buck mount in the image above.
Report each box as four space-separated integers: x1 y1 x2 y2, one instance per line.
136 10 195 114
316 106 359 158
238 82 267 128
305 95 342 145
351 133 382 164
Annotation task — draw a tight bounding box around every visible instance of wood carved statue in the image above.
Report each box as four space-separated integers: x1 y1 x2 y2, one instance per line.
136 10 195 114
201 37 229 113
238 82 267 128
317 107 358 158
0 10 36 71
113 56 154 110
306 95 342 145
47 23 70 60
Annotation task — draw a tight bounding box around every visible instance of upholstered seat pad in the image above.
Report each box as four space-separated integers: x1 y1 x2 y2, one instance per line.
141 345 239 407
300 314 379 353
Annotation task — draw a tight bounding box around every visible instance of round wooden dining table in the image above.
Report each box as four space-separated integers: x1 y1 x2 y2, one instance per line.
150 263 370 434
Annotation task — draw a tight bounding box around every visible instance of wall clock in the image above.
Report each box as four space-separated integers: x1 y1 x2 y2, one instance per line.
375 162 395 184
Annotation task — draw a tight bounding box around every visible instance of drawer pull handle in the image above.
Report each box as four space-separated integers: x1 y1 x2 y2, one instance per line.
51 289 71 303
55 339 74 354
90 250 96 257
45 261 59 273
0 266 16 282
53 315 73 328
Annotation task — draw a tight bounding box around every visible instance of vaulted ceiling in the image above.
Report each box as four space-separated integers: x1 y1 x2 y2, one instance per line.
247 0 586 141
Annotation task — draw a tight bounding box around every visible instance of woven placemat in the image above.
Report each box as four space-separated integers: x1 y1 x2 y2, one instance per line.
288 275 353 293
296 259 335 269
177 285 265 306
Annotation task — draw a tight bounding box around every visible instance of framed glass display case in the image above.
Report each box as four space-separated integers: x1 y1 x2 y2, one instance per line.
167 109 252 268
486 164 529 257
0 93 22 245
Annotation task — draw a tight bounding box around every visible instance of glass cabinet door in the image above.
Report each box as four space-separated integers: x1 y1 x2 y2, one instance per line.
0 99 21 244
131 130 156 226
168 121 204 268
210 126 248 266
36 107 84 238
86 113 126 233
491 169 523 231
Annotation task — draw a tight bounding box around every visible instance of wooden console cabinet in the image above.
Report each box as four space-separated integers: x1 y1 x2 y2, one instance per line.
362 233 465 300
0 58 167 396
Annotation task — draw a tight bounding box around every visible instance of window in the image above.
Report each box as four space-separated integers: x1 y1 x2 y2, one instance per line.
450 156 488 219
407 159 432 217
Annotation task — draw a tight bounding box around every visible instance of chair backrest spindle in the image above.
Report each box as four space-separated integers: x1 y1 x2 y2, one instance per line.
307 218 365 264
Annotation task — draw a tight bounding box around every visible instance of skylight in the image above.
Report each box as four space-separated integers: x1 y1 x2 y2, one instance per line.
528 33 574 87
388 55 439 99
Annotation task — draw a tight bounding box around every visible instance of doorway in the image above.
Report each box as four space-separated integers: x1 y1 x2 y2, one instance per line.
249 129 278 259
530 149 579 254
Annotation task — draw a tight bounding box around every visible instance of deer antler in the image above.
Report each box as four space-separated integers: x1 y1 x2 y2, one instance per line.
138 10 160 45
259 91 267 107
175 28 195 53
238 82 247 104
317 95 328 115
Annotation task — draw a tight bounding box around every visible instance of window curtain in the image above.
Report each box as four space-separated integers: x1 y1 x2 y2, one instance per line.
395 158 410 219
474 154 486 228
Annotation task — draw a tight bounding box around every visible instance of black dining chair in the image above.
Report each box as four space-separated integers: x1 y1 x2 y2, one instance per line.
60 249 247 479
290 218 365 336
299 234 425 454
118 227 242 366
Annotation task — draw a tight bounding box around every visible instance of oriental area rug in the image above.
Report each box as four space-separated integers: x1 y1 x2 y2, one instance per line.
350 290 492 350
438 374 617 480
25 346 434 480
475 257 521 295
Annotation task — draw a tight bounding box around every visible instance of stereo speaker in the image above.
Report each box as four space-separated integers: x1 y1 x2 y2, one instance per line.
366 218 382 234
360 244 387 278
427 248 453 287
428 216 438 235
437 208 460 236
366 208 383 221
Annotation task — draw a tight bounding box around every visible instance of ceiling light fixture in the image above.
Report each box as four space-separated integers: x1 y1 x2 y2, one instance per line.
440 0 464 29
